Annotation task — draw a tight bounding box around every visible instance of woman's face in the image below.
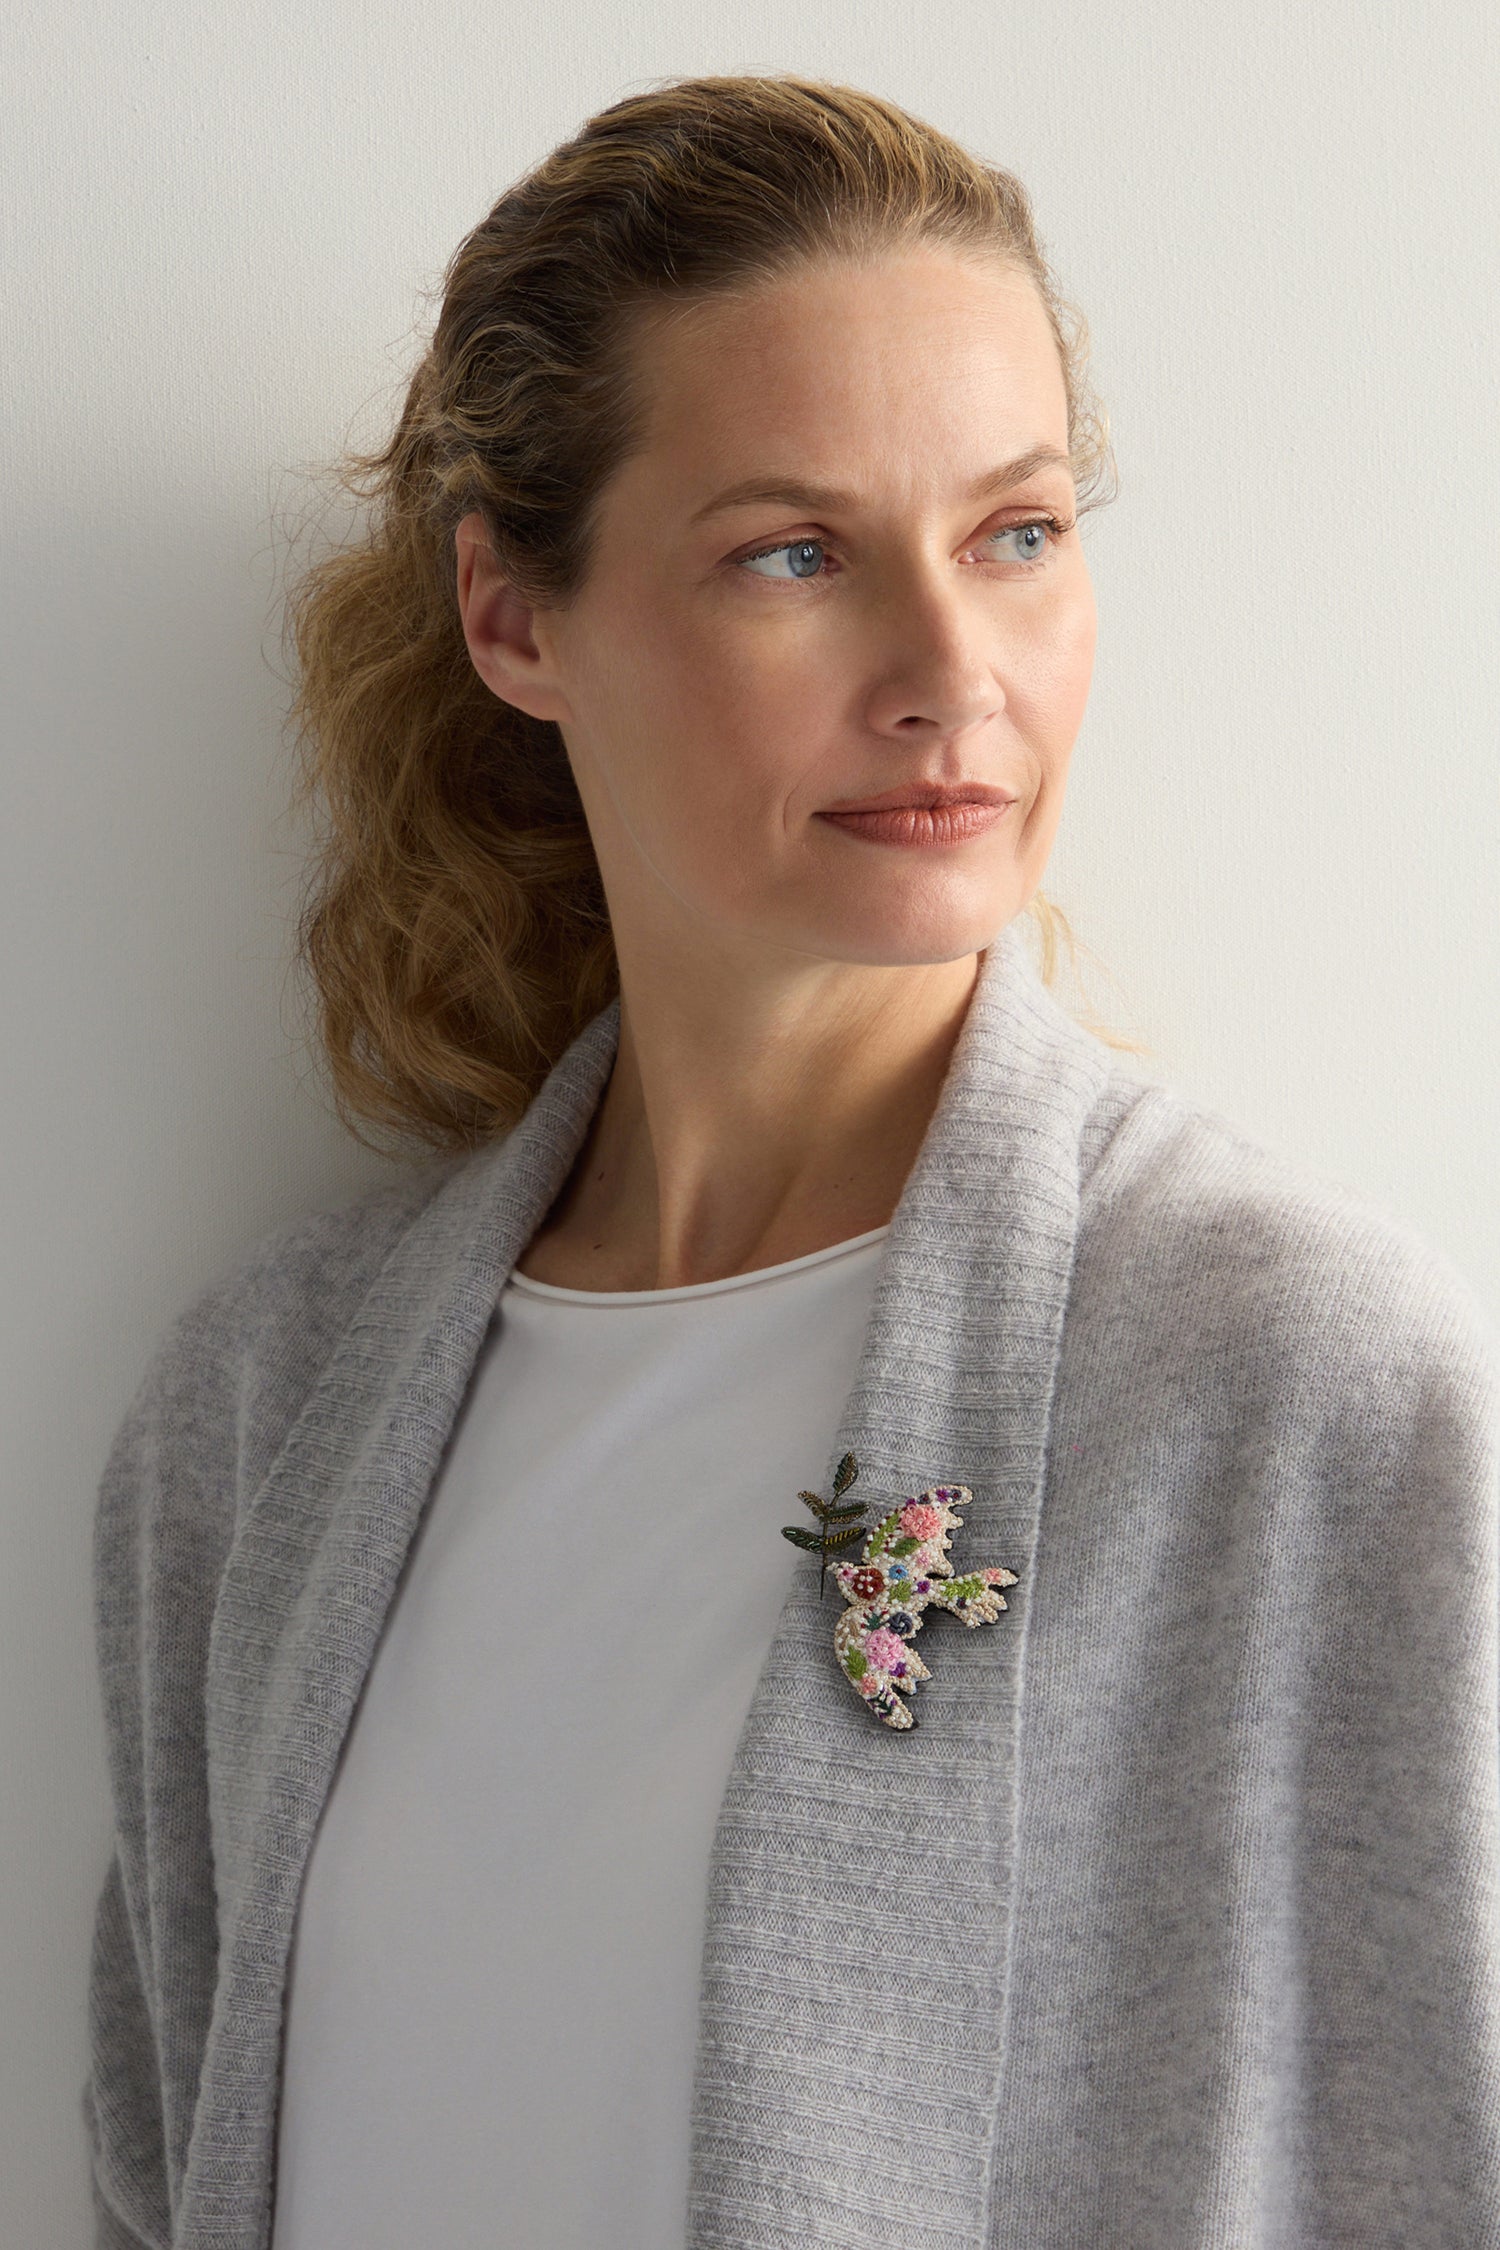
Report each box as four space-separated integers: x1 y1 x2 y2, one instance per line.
459 244 1096 971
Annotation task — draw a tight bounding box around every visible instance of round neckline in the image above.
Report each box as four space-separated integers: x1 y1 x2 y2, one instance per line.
504 1223 890 1307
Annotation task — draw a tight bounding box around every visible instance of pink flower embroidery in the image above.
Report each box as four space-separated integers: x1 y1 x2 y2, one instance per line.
899 1501 943 1540
864 1627 908 1670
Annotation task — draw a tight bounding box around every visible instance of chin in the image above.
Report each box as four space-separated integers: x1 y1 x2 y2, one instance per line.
781 894 1030 969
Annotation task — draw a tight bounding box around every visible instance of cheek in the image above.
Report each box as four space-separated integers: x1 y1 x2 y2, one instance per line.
616 600 823 813
1018 582 1097 760
571 594 826 908
1059 578 1099 701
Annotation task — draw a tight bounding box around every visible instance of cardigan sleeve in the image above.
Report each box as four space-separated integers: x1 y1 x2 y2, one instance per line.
80 1163 457 2247
81 1283 243 2250
84 1854 172 2248
1074 1083 1500 2234
1251 1180 1500 2227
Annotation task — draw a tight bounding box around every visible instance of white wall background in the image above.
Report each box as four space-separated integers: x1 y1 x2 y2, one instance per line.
4 1 1495 2237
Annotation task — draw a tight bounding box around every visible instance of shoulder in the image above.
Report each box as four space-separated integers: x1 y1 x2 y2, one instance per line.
91 1151 474 1779
1075 1067 1500 1440
96 1152 467 1542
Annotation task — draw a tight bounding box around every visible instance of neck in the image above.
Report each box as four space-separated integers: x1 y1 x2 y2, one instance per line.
523 937 983 1292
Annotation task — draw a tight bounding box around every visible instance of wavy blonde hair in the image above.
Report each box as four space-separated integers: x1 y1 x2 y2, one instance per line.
282 71 1130 1158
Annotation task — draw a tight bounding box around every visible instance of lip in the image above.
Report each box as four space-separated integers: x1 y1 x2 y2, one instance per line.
819 781 1019 814
815 779 1020 849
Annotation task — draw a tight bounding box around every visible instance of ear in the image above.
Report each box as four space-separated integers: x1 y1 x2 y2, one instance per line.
453 510 574 725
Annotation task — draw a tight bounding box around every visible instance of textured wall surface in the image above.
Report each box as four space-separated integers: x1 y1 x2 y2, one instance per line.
4 2 1494 2238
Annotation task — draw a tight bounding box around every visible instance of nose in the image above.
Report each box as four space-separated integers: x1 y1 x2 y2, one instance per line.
861 571 1008 745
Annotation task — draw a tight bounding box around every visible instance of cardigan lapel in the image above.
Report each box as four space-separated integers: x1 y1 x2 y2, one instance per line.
683 919 1112 2249
188 1008 623 2248
185 916 1109 2250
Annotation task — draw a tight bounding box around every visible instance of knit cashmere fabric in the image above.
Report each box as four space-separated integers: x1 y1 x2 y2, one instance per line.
83 918 1500 2249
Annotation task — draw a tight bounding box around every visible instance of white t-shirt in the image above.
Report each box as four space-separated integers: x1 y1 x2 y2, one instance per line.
271 1223 889 2250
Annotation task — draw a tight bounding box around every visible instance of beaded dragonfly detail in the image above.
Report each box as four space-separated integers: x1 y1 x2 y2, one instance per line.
783 1452 1019 1730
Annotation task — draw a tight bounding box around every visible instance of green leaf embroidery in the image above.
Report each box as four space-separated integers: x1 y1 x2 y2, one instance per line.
781 1452 869 1597
864 1509 902 1563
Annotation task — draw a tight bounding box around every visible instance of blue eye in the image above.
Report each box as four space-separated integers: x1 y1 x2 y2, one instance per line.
735 515 1068 584
738 538 826 581
992 520 1054 563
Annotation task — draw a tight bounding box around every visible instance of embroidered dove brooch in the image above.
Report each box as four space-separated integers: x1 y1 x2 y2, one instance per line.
782 1451 1019 1729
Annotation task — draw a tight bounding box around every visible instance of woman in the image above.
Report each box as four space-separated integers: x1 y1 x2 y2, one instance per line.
83 73 1500 2250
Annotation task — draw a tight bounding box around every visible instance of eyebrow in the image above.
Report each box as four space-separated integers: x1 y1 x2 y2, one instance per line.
687 445 1075 527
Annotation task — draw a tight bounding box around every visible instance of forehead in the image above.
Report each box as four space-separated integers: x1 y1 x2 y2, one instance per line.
618 248 1070 511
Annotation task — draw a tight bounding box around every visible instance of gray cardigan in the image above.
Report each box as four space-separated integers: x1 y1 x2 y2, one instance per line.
83 921 1500 2248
